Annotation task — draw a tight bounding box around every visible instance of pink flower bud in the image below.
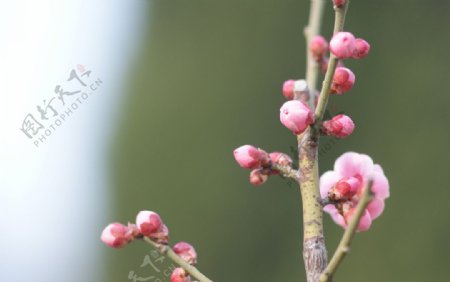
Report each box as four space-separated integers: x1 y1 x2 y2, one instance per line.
125 223 141 240
101 223 131 248
352 38 370 59
280 100 314 135
233 145 268 169
333 0 346 7
282 79 295 100
328 177 360 201
269 152 293 175
322 114 355 138
330 67 355 94
136 211 169 243
249 169 269 186
173 241 198 265
309 35 328 61
330 32 356 59
171 268 191 282
270 152 293 167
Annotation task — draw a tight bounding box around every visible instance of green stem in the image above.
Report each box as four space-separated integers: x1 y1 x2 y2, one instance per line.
143 237 213 282
314 1 349 122
319 179 374 282
299 2 350 282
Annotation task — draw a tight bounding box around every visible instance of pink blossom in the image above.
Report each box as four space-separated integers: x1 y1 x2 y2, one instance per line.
136 211 169 243
282 79 295 100
173 241 198 265
331 67 355 94
320 152 389 231
233 145 268 169
101 223 132 248
329 32 356 59
309 35 328 61
352 38 370 59
322 114 355 138
171 268 191 282
280 100 314 135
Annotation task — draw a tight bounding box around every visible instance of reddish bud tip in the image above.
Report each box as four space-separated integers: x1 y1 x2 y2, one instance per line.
322 114 355 138
352 38 370 59
328 177 360 201
333 0 346 7
331 67 355 95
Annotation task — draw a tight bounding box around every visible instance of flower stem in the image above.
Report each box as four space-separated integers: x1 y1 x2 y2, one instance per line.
319 179 374 282
314 1 349 122
299 1 350 282
143 237 213 282
304 0 326 108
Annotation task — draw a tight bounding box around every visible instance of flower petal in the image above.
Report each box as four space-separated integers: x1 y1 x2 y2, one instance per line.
356 209 373 232
323 204 346 228
366 197 385 220
320 171 341 198
334 152 374 178
371 171 390 199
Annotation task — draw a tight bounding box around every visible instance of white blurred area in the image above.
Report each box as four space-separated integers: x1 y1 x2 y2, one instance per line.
0 1 148 281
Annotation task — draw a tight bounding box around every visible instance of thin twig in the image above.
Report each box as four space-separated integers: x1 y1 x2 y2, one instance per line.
272 163 300 181
319 179 375 282
314 1 349 122
143 237 213 282
304 0 326 109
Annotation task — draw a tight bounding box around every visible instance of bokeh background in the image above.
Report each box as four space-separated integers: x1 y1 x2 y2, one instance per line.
2 1 450 282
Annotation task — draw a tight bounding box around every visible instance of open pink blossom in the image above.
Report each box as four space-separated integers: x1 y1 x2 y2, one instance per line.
320 152 389 231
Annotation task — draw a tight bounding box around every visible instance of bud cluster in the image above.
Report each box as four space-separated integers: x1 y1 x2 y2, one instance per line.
101 211 198 281
233 145 292 186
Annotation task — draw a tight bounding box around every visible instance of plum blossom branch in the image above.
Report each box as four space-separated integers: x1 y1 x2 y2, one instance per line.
314 1 349 122
304 0 326 106
319 179 374 282
143 237 213 282
272 163 300 181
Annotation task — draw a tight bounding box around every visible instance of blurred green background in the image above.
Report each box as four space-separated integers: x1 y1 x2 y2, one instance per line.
103 1 450 281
